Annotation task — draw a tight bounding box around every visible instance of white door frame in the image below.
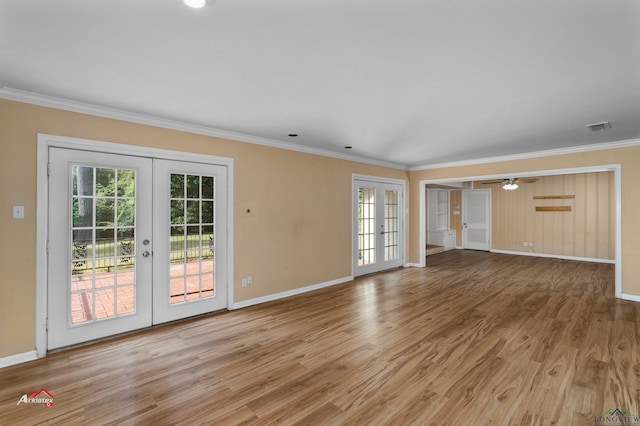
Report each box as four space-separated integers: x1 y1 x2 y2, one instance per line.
418 164 622 299
352 174 407 276
36 133 234 358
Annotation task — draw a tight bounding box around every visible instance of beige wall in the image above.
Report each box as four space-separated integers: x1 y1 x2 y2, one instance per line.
409 147 640 296
484 172 614 259
0 99 409 358
2 96 639 361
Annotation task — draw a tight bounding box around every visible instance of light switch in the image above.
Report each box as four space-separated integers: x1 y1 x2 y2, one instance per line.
12 205 24 219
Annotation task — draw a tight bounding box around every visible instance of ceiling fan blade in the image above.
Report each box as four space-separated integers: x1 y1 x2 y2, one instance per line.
518 178 539 183
480 180 504 184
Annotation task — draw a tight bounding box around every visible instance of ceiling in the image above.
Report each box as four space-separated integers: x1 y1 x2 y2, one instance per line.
1 0 639 168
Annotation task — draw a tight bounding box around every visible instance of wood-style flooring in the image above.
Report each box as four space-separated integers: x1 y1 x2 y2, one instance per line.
1 251 638 425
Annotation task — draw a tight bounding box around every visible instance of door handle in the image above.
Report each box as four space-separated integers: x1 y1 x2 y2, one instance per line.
142 251 151 258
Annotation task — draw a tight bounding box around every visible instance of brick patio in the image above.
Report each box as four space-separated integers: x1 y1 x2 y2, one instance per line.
70 261 214 324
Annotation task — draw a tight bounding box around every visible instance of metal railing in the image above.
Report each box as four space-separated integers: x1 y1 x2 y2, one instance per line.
72 235 214 274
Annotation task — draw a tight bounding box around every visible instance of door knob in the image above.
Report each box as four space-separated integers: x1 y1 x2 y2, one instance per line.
142 251 151 258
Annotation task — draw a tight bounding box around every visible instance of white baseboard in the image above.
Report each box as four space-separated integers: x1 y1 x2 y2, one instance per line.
621 293 640 303
230 276 353 310
0 350 38 369
405 263 422 267
489 249 615 264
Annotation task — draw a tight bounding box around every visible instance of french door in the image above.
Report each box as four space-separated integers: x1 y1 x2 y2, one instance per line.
48 148 228 349
462 189 491 251
152 160 227 324
353 178 404 276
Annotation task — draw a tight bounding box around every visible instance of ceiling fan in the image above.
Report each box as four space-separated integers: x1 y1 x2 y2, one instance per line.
481 177 539 190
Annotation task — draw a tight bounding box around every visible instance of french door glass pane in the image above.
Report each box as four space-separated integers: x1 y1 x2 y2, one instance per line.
169 173 215 304
70 166 137 325
384 190 399 261
358 187 376 265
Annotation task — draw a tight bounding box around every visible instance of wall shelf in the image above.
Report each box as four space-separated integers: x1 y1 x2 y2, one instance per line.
536 206 572 212
533 195 575 200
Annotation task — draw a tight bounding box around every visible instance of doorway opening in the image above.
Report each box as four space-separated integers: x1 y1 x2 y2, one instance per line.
418 165 622 298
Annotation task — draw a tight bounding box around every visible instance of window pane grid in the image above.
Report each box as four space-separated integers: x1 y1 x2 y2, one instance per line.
70 166 137 325
384 190 399 261
169 173 215 305
358 187 376 265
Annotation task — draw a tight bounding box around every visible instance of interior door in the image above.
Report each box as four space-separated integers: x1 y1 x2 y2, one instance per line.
354 179 404 276
462 189 491 251
152 160 228 324
48 148 153 349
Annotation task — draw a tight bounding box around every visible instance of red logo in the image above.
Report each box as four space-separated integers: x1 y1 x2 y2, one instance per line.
17 389 54 407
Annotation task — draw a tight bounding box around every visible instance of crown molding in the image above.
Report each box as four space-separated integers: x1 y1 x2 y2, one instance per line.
410 138 640 171
4 86 637 173
0 87 408 170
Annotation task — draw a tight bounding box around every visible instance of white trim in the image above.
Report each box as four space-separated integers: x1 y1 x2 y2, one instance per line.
404 263 422 268
36 133 235 356
621 294 640 303
38 133 235 165
411 139 640 171
490 249 616 264
420 164 622 185
3 88 636 173
230 276 353 310
0 87 406 171
0 351 38 368
352 174 407 185
35 138 48 358
419 164 622 298
613 164 622 298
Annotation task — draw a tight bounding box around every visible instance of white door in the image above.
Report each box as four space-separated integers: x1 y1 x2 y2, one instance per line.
152 160 228 324
48 149 229 349
48 148 153 349
462 189 491 251
353 179 404 276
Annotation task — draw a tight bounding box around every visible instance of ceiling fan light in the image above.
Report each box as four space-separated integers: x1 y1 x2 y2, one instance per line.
183 0 207 8
502 179 519 190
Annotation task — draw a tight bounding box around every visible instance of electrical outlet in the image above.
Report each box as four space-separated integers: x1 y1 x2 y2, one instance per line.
247 276 252 285
241 278 248 287
523 242 529 247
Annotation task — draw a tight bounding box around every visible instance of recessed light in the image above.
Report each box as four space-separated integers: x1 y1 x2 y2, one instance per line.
344 146 352 149
183 0 207 9
288 134 298 137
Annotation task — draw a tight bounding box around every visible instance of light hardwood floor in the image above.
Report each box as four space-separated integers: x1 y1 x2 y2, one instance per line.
1 251 638 425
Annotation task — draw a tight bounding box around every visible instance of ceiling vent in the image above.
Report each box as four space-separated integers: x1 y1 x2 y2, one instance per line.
586 121 612 132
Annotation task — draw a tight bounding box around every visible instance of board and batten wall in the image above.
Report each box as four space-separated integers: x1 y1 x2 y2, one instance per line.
479 172 614 260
